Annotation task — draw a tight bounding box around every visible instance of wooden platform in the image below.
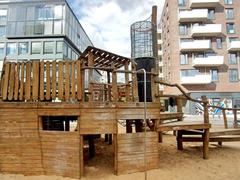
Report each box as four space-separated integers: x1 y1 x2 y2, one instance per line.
158 121 211 131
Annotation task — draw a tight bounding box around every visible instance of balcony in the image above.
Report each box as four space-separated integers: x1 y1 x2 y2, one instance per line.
180 40 211 52
190 0 220 8
181 74 212 84
179 9 208 22
228 41 240 51
191 24 222 37
192 56 224 67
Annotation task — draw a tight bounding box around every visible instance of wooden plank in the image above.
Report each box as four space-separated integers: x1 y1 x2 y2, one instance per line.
40 61 45 101
76 60 82 101
71 61 76 100
13 63 20 100
52 61 57 100
124 62 130 101
88 53 94 101
65 61 70 101
58 61 64 100
32 60 39 101
131 64 139 102
2 62 10 100
25 61 31 100
222 109 228 129
8 62 15 100
112 67 118 102
46 61 51 100
19 62 25 101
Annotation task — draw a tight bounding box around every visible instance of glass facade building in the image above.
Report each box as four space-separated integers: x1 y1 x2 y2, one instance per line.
0 0 93 74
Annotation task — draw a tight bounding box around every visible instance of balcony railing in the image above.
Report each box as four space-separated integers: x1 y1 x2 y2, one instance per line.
179 9 208 22
180 40 211 52
191 24 222 37
190 0 220 8
181 74 212 84
228 41 240 51
192 56 224 67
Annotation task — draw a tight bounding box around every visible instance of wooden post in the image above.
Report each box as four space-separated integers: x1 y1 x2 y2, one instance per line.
8 62 15 101
124 62 130 102
107 71 111 101
19 62 25 101
233 109 238 128
2 62 10 100
112 67 118 102
177 130 183 150
222 109 228 129
25 61 31 101
14 63 20 101
126 120 132 133
32 60 39 101
58 61 64 100
46 61 51 100
88 52 94 101
71 61 76 100
52 61 57 100
177 96 183 121
201 95 209 159
132 63 139 102
151 69 159 102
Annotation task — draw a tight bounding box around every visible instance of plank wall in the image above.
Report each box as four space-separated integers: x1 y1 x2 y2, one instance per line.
116 132 159 175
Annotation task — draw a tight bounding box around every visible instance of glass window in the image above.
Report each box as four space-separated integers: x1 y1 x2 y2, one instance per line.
26 21 34 35
208 9 215 20
0 9 7 21
34 21 44 35
36 6 54 20
229 69 238 82
26 7 34 21
211 69 219 82
16 22 25 35
7 22 16 36
63 42 67 56
225 0 233 5
16 7 26 21
56 41 63 53
0 43 4 55
216 38 222 49
31 42 41 54
0 26 6 37
226 23 235 34
7 43 16 55
54 20 62 34
179 24 188 35
68 46 72 59
180 54 188 65
44 41 54 54
19 42 28 55
54 5 62 19
228 53 237 64
181 69 199 77
178 0 186 6
226 8 234 19
44 21 53 35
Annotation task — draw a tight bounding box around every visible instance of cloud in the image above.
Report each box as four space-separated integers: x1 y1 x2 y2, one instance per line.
68 0 165 57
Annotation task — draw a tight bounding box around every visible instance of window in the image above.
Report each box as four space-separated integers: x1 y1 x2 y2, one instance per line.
225 0 233 5
179 24 188 35
180 54 188 65
226 8 234 19
16 22 25 35
226 23 235 34
26 22 34 35
211 69 219 82
54 20 62 34
229 69 238 82
36 6 54 20
18 42 28 55
0 9 7 21
0 26 6 37
208 9 215 20
181 69 199 77
0 43 4 55
63 42 68 56
228 53 237 64
34 21 44 35
54 5 63 19
178 0 186 6
216 38 222 49
56 41 63 53
7 43 16 55
44 21 53 35
44 41 54 54
31 42 41 54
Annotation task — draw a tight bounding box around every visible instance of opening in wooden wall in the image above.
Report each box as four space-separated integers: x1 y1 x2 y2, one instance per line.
40 116 78 131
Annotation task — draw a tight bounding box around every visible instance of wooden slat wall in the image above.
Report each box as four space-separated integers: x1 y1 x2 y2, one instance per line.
0 60 82 102
117 132 159 175
39 131 80 179
0 109 44 175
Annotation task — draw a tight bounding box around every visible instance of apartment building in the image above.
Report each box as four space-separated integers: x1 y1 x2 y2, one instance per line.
160 0 240 113
0 0 101 79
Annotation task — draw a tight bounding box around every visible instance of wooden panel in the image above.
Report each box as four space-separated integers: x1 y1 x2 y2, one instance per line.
25 61 31 100
65 61 70 100
71 61 76 100
117 108 160 120
117 132 159 175
40 61 45 101
76 60 82 100
2 62 10 100
52 61 57 100
46 61 51 100
58 61 64 100
19 62 25 101
40 131 80 179
32 61 40 101
14 63 20 100
8 63 15 100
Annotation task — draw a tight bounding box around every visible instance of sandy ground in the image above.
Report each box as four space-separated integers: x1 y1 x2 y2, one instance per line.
1 133 240 180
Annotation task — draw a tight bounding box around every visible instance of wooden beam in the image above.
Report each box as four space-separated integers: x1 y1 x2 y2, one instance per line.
88 52 94 101
112 66 118 102
52 61 57 100
58 61 64 100
2 62 10 100
19 62 25 101
8 62 15 100
77 60 82 101
124 62 130 102
131 64 139 102
222 109 228 129
32 60 40 101
13 62 20 100
65 61 70 101
71 61 76 100
40 61 45 101
25 61 31 101
46 61 51 100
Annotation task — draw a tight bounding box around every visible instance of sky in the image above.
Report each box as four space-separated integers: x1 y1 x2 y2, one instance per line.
68 0 165 57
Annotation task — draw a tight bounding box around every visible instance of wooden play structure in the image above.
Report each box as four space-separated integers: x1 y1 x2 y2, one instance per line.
0 46 240 179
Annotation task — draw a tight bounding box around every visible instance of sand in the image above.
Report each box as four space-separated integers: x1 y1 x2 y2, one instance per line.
1 134 240 180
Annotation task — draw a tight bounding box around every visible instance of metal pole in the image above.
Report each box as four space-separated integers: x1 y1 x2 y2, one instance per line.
136 69 147 180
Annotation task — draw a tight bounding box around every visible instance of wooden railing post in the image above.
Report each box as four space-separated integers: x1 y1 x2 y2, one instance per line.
88 52 94 102
176 96 183 121
222 109 228 129
233 109 238 128
124 62 130 102
112 66 118 102
131 63 139 102
201 95 209 159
